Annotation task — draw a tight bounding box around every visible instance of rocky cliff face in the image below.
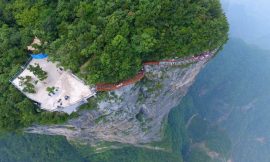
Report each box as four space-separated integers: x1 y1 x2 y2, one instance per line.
26 55 212 145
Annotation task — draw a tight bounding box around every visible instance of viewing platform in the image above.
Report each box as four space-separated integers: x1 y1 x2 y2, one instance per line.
10 54 96 114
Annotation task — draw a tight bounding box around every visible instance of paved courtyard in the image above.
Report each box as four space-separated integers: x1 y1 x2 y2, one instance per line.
12 57 96 114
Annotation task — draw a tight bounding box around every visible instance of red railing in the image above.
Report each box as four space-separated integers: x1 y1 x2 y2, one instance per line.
96 71 145 91
143 61 160 65
96 51 213 91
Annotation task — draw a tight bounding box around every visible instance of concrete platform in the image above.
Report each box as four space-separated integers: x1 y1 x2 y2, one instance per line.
11 57 96 114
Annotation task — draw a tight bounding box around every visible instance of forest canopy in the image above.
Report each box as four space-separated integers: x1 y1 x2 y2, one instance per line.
0 0 228 130
2 0 228 83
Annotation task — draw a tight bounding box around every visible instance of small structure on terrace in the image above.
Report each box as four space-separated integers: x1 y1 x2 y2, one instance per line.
10 53 96 114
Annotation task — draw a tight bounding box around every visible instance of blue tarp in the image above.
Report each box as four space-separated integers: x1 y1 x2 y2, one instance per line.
31 53 48 59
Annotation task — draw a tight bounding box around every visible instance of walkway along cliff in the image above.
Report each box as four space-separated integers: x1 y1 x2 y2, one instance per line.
96 51 213 91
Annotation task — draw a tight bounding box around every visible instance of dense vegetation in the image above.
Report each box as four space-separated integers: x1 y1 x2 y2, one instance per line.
0 132 85 162
1 0 228 83
0 0 227 129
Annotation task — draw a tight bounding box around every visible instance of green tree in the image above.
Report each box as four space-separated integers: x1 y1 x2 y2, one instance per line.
46 86 56 95
28 63 48 81
18 76 36 94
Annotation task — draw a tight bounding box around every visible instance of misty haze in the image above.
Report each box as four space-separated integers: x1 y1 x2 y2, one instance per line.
0 1 270 162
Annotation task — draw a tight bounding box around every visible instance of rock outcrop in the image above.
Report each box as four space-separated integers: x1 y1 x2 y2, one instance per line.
26 53 213 145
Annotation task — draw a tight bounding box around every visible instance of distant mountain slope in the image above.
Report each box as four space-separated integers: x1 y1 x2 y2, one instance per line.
221 0 270 50
0 133 85 162
188 38 270 162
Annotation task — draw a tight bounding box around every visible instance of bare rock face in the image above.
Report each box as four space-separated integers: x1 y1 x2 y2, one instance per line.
26 56 211 145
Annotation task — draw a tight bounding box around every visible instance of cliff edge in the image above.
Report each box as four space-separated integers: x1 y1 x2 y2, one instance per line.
26 52 214 145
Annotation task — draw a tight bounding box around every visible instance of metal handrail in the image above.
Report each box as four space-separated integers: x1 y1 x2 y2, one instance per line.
52 92 96 112
9 57 32 83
